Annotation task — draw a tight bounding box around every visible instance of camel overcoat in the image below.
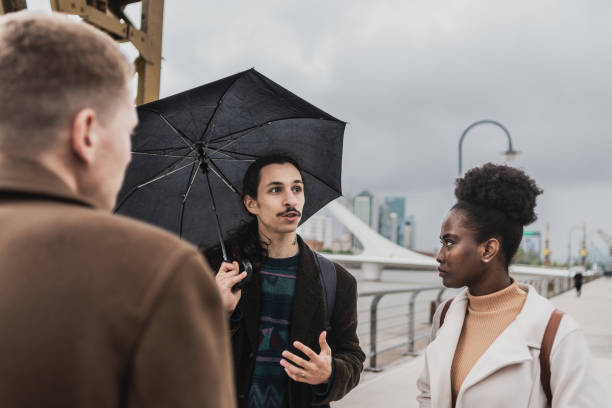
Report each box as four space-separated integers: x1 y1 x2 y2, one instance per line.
417 284 608 407
0 156 236 408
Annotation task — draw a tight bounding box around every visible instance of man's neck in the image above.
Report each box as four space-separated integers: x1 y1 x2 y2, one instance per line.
260 228 299 259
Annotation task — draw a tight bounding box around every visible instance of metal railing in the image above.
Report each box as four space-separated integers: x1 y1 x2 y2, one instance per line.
358 274 600 371
359 286 448 371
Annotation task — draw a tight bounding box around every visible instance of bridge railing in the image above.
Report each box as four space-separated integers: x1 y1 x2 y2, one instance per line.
357 274 600 371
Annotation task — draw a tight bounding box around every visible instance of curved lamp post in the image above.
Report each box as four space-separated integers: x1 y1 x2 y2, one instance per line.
458 119 519 176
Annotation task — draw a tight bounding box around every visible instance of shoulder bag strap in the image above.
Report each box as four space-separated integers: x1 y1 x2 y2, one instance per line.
314 252 337 331
540 308 564 405
439 297 455 326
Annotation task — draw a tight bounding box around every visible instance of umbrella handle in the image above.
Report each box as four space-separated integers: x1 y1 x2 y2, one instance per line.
231 259 253 291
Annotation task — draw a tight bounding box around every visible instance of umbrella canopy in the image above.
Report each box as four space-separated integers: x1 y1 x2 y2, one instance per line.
115 69 345 249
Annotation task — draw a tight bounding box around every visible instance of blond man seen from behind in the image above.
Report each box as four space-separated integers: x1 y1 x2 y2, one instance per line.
0 11 235 408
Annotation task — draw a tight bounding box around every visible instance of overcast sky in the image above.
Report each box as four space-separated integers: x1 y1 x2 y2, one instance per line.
29 0 612 263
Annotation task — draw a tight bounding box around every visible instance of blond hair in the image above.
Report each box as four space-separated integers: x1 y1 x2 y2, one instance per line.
0 11 133 153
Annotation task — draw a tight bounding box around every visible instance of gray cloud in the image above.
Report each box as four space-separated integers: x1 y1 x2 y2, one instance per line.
133 0 612 262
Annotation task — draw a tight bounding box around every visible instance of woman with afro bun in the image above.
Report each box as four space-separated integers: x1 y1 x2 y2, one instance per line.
417 163 607 408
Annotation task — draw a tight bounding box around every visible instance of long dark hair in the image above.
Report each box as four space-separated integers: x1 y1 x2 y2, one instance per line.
452 163 543 268
204 153 303 270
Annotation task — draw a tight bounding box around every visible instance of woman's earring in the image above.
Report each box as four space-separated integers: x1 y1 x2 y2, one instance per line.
484 259 489 263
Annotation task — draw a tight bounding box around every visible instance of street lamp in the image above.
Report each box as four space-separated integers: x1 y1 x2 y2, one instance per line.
458 119 520 176
567 225 582 270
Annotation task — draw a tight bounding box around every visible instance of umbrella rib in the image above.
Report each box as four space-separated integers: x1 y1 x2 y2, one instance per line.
206 126 261 159
212 148 259 160
137 160 199 189
132 146 190 154
178 159 202 238
301 168 342 195
207 160 241 195
208 157 256 162
184 92 202 144
205 147 256 162
133 152 192 159
182 159 201 204
139 107 197 151
114 154 195 212
209 114 342 162
206 116 341 146
200 73 246 145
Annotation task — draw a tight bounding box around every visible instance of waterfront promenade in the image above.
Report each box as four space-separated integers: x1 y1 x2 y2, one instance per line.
337 277 612 407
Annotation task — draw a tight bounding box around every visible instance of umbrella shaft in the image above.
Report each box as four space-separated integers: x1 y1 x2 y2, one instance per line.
205 167 229 262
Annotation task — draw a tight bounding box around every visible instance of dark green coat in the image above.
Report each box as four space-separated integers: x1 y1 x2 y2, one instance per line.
207 236 364 408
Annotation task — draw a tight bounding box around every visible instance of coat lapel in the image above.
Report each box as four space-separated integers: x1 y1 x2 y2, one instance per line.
455 285 547 405
426 292 468 408
457 321 532 401
288 237 324 350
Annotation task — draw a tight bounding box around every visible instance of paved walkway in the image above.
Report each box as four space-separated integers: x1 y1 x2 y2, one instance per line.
335 277 612 407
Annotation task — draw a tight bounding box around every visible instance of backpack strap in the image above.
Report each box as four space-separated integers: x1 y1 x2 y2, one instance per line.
313 252 337 331
439 297 455 326
540 308 564 405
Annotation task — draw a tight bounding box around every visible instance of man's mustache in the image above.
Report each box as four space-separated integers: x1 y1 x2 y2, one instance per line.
277 208 302 217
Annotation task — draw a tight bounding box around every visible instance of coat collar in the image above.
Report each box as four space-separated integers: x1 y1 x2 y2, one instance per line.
427 284 555 407
457 285 554 402
426 291 468 408
0 155 96 208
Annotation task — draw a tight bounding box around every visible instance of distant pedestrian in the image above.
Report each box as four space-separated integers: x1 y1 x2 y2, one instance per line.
574 271 584 297
0 11 235 408
417 163 607 407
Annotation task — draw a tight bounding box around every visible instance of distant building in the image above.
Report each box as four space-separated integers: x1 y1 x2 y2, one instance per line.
378 202 392 239
516 230 542 264
303 240 324 251
330 234 353 253
377 196 406 245
385 197 406 245
353 190 374 227
379 207 400 243
297 215 333 249
389 212 398 243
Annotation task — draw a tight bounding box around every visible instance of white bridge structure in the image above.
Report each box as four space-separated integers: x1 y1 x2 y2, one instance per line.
320 199 573 280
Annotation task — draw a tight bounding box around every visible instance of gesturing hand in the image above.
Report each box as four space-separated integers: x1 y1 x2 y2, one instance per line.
280 331 332 385
214 261 247 313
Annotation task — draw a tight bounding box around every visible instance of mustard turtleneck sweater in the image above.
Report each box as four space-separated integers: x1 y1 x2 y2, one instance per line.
450 280 527 404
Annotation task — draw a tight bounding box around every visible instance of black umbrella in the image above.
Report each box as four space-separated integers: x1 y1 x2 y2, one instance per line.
115 68 345 263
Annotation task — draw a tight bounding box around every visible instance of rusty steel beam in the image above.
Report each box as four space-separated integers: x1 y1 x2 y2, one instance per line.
1 0 164 104
134 0 163 104
51 0 164 104
0 0 27 14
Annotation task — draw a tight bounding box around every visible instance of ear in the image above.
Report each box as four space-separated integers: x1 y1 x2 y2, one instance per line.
243 195 259 216
70 108 98 165
481 238 501 264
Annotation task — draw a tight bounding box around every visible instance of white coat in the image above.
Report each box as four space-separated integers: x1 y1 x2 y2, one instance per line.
417 285 608 407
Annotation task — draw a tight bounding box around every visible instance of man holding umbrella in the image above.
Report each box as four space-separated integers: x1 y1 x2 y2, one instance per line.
112 68 362 407
206 154 365 408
